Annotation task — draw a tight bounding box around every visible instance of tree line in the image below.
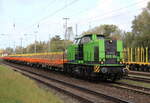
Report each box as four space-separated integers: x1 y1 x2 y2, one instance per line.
4 35 72 54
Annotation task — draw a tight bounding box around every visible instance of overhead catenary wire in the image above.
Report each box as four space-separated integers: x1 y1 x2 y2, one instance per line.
71 0 149 25
2 0 150 49
72 7 144 35
65 0 149 34
87 0 150 21
22 0 80 33
26 3 144 44
40 0 58 13
22 0 148 34
74 0 148 26
16 0 79 49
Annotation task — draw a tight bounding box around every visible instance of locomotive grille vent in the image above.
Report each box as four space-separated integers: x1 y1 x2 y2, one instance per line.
105 40 117 64
105 58 117 64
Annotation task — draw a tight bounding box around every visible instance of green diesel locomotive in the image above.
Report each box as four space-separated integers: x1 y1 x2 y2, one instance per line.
64 34 128 81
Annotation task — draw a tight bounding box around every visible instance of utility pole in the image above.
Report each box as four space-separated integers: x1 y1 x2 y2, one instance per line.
20 38 23 54
13 41 15 54
34 24 39 53
34 34 37 53
76 24 78 37
62 17 69 61
13 23 16 54
24 34 30 53
89 22 91 30
63 17 70 40
48 34 50 52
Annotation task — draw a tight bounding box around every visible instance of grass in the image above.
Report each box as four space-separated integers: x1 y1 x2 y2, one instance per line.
0 65 63 103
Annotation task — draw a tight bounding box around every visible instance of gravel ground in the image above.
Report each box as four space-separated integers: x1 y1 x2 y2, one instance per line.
3 62 150 103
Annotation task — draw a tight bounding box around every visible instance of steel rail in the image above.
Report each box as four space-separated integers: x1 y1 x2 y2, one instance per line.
129 71 150 77
126 76 150 83
109 82 150 96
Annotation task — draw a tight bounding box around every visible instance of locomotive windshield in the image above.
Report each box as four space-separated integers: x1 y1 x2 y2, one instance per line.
80 35 92 44
74 34 104 44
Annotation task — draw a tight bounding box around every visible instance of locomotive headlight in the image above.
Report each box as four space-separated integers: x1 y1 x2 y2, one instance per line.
100 59 104 64
100 61 104 64
101 67 107 73
109 40 112 43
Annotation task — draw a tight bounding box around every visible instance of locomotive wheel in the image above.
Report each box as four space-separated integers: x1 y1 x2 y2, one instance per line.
72 66 82 77
101 76 107 81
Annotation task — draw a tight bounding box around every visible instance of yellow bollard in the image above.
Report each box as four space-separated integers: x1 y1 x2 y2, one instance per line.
131 48 133 62
125 48 127 62
142 48 143 62
137 48 140 62
128 48 130 62
146 47 148 63
123 48 126 63
135 48 137 62
140 48 142 62
143 48 145 62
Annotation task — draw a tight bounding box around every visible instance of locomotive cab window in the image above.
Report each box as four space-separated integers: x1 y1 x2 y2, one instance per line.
74 38 81 44
80 35 92 44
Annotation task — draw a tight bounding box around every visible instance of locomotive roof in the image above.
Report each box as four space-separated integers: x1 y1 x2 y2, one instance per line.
83 33 105 36
75 34 105 39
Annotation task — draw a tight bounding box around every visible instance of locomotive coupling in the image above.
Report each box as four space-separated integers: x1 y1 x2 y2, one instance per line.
122 68 129 76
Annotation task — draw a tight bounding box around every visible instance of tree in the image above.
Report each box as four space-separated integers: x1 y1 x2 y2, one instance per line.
15 46 23 54
122 32 134 48
83 24 119 36
25 41 48 53
131 2 150 48
4 47 13 54
82 24 123 39
50 35 72 52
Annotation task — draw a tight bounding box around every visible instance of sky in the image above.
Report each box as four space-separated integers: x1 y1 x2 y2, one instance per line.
0 0 149 49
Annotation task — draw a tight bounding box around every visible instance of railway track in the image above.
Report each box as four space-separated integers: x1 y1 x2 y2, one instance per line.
108 82 150 96
3 62 131 103
126 76 150 83
129 71 150 77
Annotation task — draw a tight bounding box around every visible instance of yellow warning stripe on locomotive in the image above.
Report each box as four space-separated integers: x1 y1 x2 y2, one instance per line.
94 65 100 72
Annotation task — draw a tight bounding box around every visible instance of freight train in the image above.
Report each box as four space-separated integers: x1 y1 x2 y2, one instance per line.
2 34 128 81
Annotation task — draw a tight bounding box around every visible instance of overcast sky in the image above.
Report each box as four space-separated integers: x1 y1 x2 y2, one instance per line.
0 0 149 49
